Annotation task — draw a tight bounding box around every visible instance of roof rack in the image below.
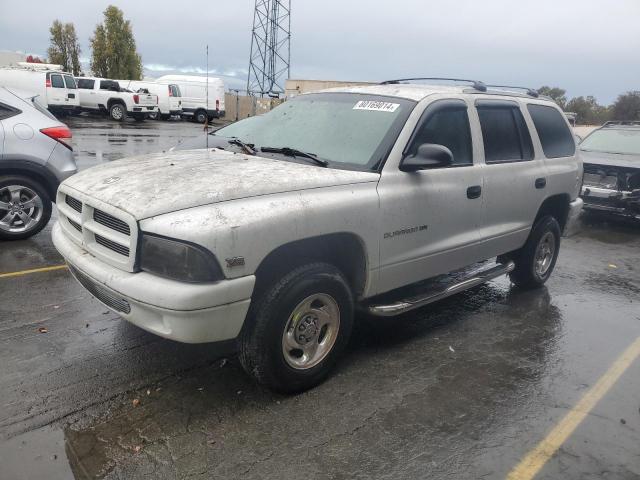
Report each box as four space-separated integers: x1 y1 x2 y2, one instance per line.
380 77 487 92
603 120 640 127
486 85 539 98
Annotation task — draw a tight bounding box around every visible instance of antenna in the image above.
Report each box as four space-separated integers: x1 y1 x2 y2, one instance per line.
246 0 291 97
206 44 209 149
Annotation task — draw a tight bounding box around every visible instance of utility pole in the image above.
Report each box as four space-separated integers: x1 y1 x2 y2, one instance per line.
246 0 291 97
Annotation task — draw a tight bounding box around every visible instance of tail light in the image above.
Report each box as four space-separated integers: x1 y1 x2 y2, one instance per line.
215 99 220 111
41 126 72 150
133 94 139 104
45 79 51 88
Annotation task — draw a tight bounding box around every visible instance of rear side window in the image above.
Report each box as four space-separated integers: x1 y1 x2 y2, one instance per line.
63 75 77 89
100 80 119 91
477 103 534 163
409 103 473 166
77 78 95 89
527 104 576 158
0 102 21 120
50 74 65 88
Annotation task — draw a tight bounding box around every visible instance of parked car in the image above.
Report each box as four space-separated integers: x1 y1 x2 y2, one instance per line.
0 87 76 240
156 74 224 123
52 80 582 392
580 121 640 219
118 80 182 120
0 66 79 115
75 77 158 121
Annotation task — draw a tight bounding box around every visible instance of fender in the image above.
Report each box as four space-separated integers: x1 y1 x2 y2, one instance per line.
0 158 61 201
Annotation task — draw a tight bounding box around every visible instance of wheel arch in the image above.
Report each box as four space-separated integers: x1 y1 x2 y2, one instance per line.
0 161 59 201
107 98 126 109
253 232 369 300
535 194 571 232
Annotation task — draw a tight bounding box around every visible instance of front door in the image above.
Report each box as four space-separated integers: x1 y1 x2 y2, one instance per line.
377 99 485 294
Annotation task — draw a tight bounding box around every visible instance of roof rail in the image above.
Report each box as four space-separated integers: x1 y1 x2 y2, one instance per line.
486 85 539 97
380 77 487 92
603 120 640 127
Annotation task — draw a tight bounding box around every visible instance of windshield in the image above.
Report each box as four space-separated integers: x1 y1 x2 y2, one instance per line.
580 128 640 155
214 93 415 170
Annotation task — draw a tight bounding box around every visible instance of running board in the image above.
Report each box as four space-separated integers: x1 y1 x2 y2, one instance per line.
368 261 515 317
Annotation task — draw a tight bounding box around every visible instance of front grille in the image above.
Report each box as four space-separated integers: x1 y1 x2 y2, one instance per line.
95 234 130 256
94 209 131 235
68 218 82 232
65 195 83 213
69 265 131 314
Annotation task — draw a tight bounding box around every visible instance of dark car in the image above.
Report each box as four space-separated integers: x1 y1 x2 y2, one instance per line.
580 121 640 219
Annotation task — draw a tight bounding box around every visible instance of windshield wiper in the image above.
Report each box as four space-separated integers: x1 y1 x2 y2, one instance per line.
228 138 256 155
260 146 329 167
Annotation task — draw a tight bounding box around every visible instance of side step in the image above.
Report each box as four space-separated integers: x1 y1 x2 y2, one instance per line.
368 261 515 317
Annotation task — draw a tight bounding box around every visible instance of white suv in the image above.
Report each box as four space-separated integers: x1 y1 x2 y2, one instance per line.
52 79 583 392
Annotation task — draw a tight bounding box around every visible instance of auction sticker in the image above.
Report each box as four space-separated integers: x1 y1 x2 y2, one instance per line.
353 100 400 112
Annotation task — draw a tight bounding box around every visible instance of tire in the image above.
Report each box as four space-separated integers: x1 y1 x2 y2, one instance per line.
109 103 126 122
0 176 52 241
239 262 354 393
160 114 171 121
148 112 158 120
509 215 561 289
195 110 208 124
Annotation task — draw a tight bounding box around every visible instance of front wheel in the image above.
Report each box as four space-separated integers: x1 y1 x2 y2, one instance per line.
0 176 52 240
239 263 354 393
509 215 561 289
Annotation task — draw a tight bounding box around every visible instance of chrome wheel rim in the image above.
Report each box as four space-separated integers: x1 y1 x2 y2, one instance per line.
282 293 340 370
0 185 44 233
534 231 555 277
112 106 123 120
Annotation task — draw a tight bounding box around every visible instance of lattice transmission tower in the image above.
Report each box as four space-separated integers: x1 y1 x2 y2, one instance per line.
246 0 291 97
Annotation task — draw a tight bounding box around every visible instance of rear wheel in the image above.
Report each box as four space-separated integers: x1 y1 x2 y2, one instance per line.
0 176 52 240
195 110 208 124
239 263 354 393
509 215 561 288
109 103 126 121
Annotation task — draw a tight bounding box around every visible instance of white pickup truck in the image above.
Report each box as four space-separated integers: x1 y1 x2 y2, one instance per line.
53 79 583 393
75 77 158 121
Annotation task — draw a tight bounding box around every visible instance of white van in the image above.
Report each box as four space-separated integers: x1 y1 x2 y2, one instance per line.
156 74 225 123
0 67 79 114
118 80 182 120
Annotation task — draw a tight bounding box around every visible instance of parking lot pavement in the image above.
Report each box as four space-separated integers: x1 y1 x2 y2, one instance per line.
1 121 639 479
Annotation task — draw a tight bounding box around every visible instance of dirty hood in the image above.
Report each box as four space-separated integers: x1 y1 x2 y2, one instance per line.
62 149 380 219
580 149 640 169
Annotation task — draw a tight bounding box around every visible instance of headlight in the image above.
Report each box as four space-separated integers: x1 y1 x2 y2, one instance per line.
139 233 224 283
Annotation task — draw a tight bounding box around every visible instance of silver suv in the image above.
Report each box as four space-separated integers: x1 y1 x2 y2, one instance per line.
0 87 77 240
53 79 582 392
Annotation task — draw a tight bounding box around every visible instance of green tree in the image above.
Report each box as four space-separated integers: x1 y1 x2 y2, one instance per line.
565 96 611 125
538 86 567 109
90 5 143 79
611 91 640 121
47 20 81 75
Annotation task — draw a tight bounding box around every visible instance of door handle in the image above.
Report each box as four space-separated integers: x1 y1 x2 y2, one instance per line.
535 177 547 189
467 185 482 199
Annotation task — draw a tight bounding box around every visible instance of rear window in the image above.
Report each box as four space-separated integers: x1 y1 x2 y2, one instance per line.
477 103 534 163
50 74 64 88
63 75 77 89
527 104 575 158
77 78 95 89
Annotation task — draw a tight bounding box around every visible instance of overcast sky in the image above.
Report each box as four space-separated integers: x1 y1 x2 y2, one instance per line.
0 0 638 103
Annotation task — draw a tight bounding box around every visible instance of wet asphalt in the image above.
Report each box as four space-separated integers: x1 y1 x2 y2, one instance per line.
0 116 639 480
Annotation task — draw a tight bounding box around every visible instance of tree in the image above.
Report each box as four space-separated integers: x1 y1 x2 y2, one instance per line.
47 20 81 75
538 86 567 110
611 91 640 121
26 55 43 63
565 96 611 125
90 5 143 80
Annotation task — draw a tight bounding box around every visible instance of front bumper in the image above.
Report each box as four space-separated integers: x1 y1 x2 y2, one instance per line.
52 222 255 343
581 185 640 218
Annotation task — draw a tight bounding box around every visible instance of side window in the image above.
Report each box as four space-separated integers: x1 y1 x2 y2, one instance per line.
477 104 534 163
408 104 473 166
63 75 77 89
527 104 576 158
0 102 21 120
50 74 65 88
77 78 95 89
100 80 119 91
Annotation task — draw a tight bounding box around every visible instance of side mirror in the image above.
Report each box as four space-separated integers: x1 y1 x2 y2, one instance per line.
400 143 453 172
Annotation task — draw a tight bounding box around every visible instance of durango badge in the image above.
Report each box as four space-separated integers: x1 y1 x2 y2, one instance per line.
103 176 121 185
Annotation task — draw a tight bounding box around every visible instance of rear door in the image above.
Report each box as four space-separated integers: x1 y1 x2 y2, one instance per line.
473 99 548 258
47 73 66 106
63 75 79 107
76 78 97 108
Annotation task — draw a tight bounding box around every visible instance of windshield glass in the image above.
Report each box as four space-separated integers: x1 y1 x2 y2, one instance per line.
214 93 416 170
580 128 640 155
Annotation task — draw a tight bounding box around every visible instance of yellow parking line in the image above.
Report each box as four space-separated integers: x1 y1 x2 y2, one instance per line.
507 335 640 480
0 264 68 279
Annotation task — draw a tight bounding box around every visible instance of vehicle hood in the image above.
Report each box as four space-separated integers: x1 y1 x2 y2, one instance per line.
580 149 640 169
62 149 380 219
